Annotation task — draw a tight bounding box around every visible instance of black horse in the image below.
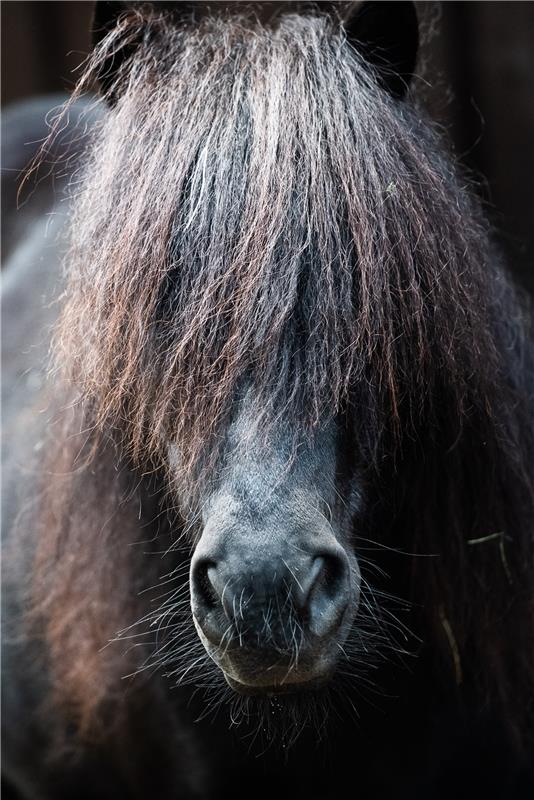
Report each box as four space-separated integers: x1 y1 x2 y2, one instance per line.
2 3 533 798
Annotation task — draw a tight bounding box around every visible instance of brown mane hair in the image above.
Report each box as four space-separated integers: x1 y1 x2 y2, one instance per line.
30 5 534 748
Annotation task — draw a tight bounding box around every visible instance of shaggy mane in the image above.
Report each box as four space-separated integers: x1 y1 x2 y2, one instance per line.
30 5 534 750
55 6 522 475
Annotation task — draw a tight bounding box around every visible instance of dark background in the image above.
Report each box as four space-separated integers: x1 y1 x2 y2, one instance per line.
2 1 533 293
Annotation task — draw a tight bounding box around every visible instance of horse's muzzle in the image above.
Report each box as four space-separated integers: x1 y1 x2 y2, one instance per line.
190 527 359 690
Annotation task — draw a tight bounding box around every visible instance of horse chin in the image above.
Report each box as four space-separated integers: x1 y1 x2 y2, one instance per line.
219 670 337 748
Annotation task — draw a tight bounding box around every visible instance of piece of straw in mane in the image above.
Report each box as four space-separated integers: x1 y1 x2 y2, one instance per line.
28 5 534 749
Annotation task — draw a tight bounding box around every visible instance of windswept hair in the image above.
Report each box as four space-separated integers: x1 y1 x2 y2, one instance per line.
33 5 533 748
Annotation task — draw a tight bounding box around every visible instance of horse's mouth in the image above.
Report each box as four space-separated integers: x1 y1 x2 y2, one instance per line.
196 615 348 697
223 670 332 696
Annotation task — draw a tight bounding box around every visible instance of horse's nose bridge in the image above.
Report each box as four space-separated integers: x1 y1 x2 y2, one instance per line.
199 494 319 573
195 513 309 593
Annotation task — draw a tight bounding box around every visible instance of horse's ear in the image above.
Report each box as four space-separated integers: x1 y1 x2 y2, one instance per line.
342 1 419 98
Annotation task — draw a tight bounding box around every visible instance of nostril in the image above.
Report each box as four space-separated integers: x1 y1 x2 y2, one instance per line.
191 559 219 612
307 551 350 638
319 552 347 600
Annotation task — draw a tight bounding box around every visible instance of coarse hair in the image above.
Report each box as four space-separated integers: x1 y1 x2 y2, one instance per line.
29 4 534 750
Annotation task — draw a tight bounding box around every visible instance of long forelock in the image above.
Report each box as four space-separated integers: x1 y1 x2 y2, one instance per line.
55 7 515 479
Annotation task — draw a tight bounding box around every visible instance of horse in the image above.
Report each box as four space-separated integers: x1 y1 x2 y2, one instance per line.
2 2 533 798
